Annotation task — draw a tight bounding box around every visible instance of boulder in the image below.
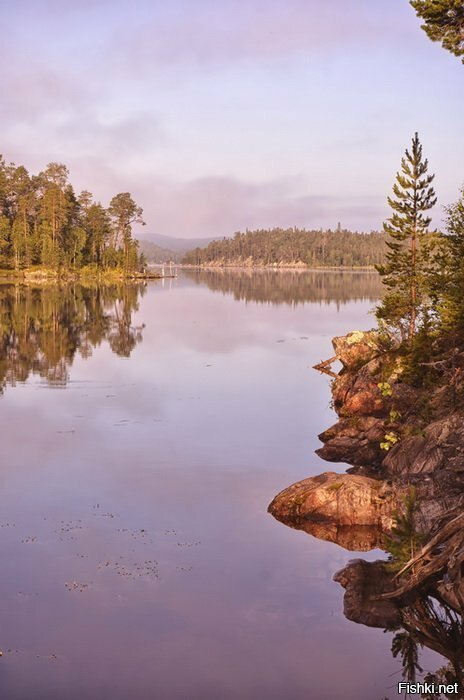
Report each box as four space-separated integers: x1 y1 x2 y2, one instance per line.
268 471 396 530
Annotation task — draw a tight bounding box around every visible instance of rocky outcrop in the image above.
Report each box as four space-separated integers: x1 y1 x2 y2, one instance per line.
268 329 464 544
316 416 386 468
268 471 396 530
269 328 464 688
332 330 384 370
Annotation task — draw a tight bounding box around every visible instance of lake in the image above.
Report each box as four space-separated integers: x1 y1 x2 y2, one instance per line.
0 270 436 699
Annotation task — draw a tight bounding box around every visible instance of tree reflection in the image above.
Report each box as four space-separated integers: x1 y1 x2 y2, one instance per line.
0 283 145 392
184 268 382 307
334 555 464 699
380 591 464 698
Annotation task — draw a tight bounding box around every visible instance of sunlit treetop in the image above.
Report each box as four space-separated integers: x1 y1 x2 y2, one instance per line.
410 0 464 62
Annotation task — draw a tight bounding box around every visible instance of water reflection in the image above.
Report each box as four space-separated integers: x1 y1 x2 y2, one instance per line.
0 283 144 392
335 558 464 697
0 273 396 700
276 520 384 552
183 268 382 306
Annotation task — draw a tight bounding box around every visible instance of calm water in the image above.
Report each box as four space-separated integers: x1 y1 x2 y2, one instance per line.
0 271 434 699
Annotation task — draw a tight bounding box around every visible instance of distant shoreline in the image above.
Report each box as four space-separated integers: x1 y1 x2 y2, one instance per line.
181 264 379 272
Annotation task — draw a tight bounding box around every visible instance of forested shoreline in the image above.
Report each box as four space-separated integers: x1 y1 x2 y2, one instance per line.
0 156 146 276
182 227 386 268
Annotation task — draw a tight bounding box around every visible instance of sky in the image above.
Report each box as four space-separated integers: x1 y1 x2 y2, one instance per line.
1 0 463 239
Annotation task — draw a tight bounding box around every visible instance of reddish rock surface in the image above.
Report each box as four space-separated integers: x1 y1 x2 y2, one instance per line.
269 329 464 545
332 330 383 371
268 471 396 530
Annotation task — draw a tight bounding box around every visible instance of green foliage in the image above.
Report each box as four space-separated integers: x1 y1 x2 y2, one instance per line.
410 0 464 62
392 631 423 682
0 154 145 274
402 312 438 386
435 189 464 342
380 431 399 451
384 487 424 571
378 381 393 397
376 133 437 344
182 227 386 268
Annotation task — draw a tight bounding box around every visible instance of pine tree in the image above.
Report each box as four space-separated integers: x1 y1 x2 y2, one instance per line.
410 1 464 63
376 133 437 344
438 189 464 338
108 192 145 272
384 486 424 570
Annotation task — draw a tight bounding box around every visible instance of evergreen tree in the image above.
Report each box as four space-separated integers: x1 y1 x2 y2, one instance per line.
410 1 464 62
376 133 437 344
384 486 424 570
108 192 145 272
437 188 464 338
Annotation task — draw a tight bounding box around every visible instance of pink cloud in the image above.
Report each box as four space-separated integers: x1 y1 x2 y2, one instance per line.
133 175 383 237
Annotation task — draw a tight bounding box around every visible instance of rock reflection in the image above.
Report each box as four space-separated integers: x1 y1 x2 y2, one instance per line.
278 520 383 552
335 558 464 696
184 268 382 306
0 283 145 392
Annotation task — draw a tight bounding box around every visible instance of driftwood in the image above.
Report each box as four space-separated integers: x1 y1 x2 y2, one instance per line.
380 512 464 602
313 355 338 378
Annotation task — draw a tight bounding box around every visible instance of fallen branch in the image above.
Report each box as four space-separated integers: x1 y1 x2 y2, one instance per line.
313 355 338 378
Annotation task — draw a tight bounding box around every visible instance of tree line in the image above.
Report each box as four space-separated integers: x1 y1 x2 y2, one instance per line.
182 227 386 268
0 156 145 273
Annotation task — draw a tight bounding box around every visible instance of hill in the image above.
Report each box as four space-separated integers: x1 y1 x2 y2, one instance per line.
138 233 218 256
137 240 182 263
182 228 386 268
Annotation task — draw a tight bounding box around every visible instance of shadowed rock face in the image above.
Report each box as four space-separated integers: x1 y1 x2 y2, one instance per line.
317 416 386 468
384 412 464 478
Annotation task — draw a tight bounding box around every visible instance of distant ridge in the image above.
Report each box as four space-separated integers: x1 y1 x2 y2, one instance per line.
137 233 219 255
